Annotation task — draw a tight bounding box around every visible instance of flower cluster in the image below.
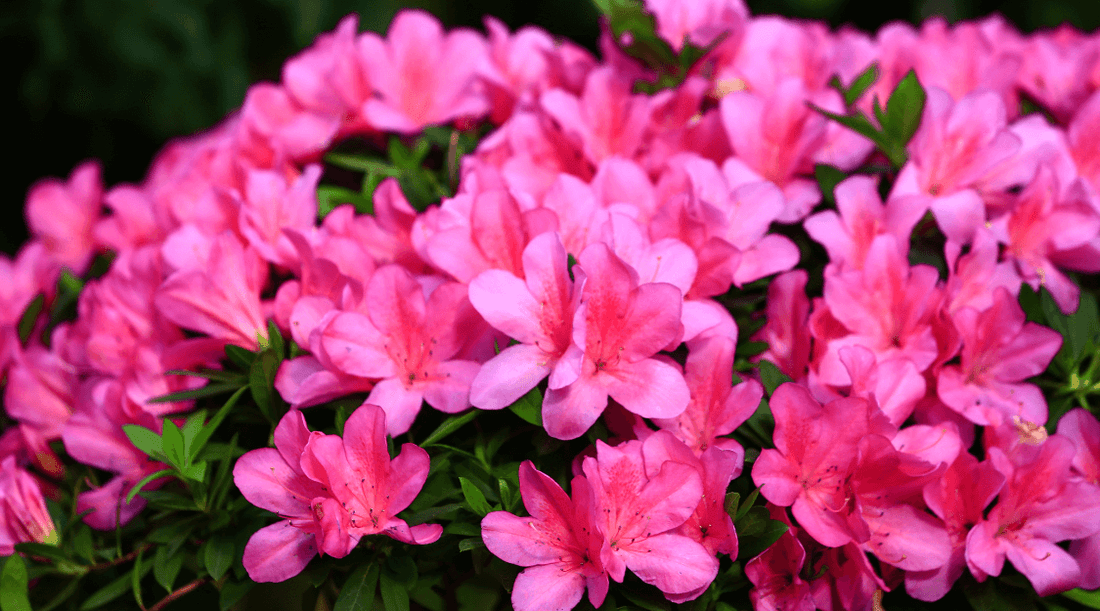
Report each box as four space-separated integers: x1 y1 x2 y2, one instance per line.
3 0 1100 609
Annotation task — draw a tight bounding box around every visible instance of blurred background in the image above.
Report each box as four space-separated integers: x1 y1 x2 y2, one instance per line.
4 0 1100 256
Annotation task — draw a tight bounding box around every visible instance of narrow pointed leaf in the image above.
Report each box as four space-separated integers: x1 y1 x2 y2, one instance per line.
420 410 480 448
122 425 165 461
508 387 543 426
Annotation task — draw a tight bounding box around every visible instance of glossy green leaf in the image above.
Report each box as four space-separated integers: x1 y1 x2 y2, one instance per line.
122 424 165 461
830 62 880 107
203 535 234 581
153 544 183 594
460 476 494 516
334 564 379 611
457 538 486 552
508 387 543 426
757 360 792 396
16 293 45 346
161 420 185 468
224 344 255 370
421 410 480 447
131 547 145 609
146 381 245 404
379 570 410 611
882 70 927 151
190 386 248 459
814 164 847 209
125 469 176 504
1063 588 1100 609
219 579 254 611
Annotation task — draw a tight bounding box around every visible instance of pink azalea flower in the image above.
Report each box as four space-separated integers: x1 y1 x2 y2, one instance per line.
937 288 1062 426
907 452 1004 601
814 235 944 387
752 383 887 547
281 15 372 133
753 270 812 381
991 164 1100 314
645 0 748 51
156 232 268 350
582 433 719 599
651 335 761 455
237 83 340 163
315 265 483 435
4 344 75 440
804 175 927 271
746 513 815 611
1058 409 1100 589
62 378 169 529
235 405 440 582
468 232 576 410
0 456 59 554
719 78 831 222
238 165 322 269
891 87 1021 244
481 462 610 611
25 160 103 275
358 10 489 133
966 435 1100 596
543 243 689 440
541 67 652 164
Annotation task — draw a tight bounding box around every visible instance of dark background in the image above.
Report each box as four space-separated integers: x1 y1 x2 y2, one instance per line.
5 0 1100 256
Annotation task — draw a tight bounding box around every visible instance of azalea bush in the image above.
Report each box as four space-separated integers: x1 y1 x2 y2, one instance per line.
3 1 1100 610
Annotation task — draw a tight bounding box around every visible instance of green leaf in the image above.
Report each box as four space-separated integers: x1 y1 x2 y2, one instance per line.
459 477 493 516
131 547 145 609
146 381 245 404
334 564 379 611
335 402 356 437
420 410 480 447
444 522 482 537
723 492 740 520
122 425 165 461
266 319 286 357
180 409 206 460
190 386 249 459
140 490 199 511
16 293 45 346
250 348 284 422
203 535 234 581
379 570 410 611
736 487 762 522
810 104 886 147
498 478 517 512
79 560 153 610
385 555 418 587
508 387 543 426
72 526 94 563
882 70 927 151
0 555 31 611
161 420 185 468
180 461 208 483
814 164 847 209
1063 588 1100 609
219 580 254 611
457 538 486 552
224 344 255 370
736 512 789 561
153 544 183 593
125 469 176 504
830 62 880 107
13 542 67 563
757 360 792 396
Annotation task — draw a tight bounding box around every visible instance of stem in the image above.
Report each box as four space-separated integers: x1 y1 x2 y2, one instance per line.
87 543 152 571
146 577 209 611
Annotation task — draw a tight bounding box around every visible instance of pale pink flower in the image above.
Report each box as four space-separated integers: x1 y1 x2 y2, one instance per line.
541 67 651 164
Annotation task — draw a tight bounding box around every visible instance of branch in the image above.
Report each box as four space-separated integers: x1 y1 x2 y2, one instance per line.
87 543 153 571
146 577 209 611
